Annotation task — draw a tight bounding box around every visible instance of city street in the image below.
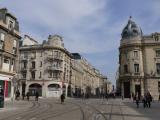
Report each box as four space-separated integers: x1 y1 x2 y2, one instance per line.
0 98 160 120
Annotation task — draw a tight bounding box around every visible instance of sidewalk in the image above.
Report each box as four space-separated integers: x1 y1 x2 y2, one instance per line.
0 99 33 112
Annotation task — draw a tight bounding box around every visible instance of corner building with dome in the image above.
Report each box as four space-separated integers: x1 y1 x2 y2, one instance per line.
118 17 160 100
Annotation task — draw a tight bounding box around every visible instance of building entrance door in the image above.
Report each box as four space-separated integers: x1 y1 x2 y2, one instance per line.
124 82 130 98
135 85 141 96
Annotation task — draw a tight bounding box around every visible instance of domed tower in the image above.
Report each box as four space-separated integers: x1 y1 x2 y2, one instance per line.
48 35 64 48
121 16 143 39
119 17 144 98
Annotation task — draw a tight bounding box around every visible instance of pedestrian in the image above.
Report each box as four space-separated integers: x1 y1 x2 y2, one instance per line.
135 93 140 108
60 93 65 104
15 89 20 100
146 92 152 108
22 92 25 100
26 91 30 101
142 94 148 108
35 90 39 101
106 93 108 101
81 91 85 100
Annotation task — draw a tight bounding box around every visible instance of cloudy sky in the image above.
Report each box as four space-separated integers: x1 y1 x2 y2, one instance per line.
1 0 160 85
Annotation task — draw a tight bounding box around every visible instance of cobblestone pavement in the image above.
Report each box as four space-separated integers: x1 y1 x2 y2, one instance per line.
0 97 160 120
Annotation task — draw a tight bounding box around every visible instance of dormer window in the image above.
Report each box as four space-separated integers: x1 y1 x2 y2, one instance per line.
155 36 159 41
6 16 15 30
134 51 138 58
9 20 14 30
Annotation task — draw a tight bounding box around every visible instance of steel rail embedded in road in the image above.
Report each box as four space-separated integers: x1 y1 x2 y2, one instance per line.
0 101 36 120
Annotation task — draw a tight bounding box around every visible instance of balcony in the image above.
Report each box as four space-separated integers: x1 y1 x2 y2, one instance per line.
21 67 27 72
30 54 36 59
21 56 28 61
48 66 63 72
134 72 140 76
47 55 63 61
30 67 36 71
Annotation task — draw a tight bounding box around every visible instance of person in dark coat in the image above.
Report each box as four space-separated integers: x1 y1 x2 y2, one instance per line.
22 92 25 100
35 90 39 101
146 92 152 108
15 89 20 100
135 93 140 108
26 91 30 101
60 93 65 104
142 94 148 108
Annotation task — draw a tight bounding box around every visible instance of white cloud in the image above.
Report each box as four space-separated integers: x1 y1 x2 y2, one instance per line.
1 0 112 53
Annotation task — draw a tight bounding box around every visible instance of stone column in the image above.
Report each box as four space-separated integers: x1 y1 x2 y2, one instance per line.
130 79 135 94
141 78 144 96
121 81 124 97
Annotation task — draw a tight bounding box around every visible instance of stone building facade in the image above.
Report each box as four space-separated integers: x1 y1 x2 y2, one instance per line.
0 8 21 100
71 53 106 97
19 35 108 98
119 17 160 100
19 35 71 97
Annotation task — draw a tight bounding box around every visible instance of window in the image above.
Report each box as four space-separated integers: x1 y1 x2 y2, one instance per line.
11 59 14 65
22 72 26 79
32 61 35 69
0 33 5 41
31 71 35 79
53 72 58 78
4 57 9 64
124 52 128 60
39 72 41 78
0 33 5 49
54 51 58 57
12 47 16 54
124 65 128 73
23 61 27 68
13 40 17 47
24 52 28 58
8 20 14 30
156 50 160 57
134 64 139 73
134 51 138 58
40 61 42 67
49 71 52 78
156 63 160 74
155 36 159 41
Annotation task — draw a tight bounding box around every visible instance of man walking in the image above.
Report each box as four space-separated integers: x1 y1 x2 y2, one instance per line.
35 90 39 101
135 93 140 108
26 91 30 101
15 89 20 100
60 93 65 104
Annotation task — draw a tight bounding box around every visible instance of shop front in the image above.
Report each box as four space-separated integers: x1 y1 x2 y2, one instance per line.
0 75 12 99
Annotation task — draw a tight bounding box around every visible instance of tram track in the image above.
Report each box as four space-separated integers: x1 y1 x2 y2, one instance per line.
108 99 125 120
36 101 85 120
0 101 37 120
